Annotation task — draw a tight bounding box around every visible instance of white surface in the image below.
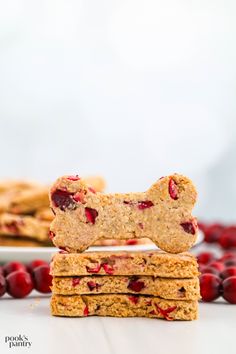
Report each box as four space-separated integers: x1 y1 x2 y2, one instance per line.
0 294 235 354
0 231 204 263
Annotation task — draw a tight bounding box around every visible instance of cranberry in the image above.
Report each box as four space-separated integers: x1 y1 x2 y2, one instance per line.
128 296 139 304
83 306 89 316
73 191 85 203
3 261 26 276
126 239 138 245
200 274 221 302
168 178 178 200
180 221 197 235
219 252 236 262
102 263 114 275
85 207 98 224
72 278 81 287
27 259 48 274
137 201 154 210
197 252 215 265
66 175 80 181
138 223 144 230
51 189 75 211
88 186 96 194
32 265 52 293
87 281 100 291
49 231 55 240
208 261 225 272
127 278 145 292
221 267 236 280
154 304 177 321
198 222 208 234
201 266 220 276
222 276 236 304
0 275 6 297
224 259 236 267
6 271 33 298
0 266 3 276
219 227 236 249
204 223 224 243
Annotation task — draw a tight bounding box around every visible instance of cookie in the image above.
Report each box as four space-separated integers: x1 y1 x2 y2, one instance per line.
0 213 50 242
52 276 200 300
50 250 199 278
49 174 198 253
51 294 198 320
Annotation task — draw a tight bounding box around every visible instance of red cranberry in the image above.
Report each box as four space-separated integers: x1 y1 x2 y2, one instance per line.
67 175 80 181
224 259 236 267
204 223 224 243
197 252 215 265
200 274 221 302
87 281 100 291
85 207 98 224
127 278 145 292
219 227 236 249
88 186 96 194
128 295 139 304
32 265 52 293
3 261 26 276
6 271 33 298
83 306 89 316
201 266 220 276
208 261 225 272
51 189 75 211
72 278 81 287
102 263 114 275
180 221 197 235
168 178 178 200
221 267 236 280
49 231 55 240
73 191 85 203
137 201 154 210
0 275 6 297
126 239 138 245
222 276 236 304
198 222 208 234
86 264 101 273
219 252 236 262
154 304 177 321
27 259 48 274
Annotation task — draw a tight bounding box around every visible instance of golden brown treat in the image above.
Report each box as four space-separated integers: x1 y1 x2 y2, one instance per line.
94 238 152 246
52 276 200 300
0 213 50 242
51 294 198 320
0 180 41 193
8 187 49 214
49 174 198 254
35 207 54 222
0 236 51 247
50 251 199 278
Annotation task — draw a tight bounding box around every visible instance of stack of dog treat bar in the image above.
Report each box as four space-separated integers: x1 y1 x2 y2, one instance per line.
0 176 105 247
49 174 200 321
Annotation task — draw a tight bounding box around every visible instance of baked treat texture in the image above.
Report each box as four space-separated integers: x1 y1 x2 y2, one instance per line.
52 276 200 300
50 251 199 278
0 236 51 247
49 174 198 253
51 294 198 320
0 213 50 242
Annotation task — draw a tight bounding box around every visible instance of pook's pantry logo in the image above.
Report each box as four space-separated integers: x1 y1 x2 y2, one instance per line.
5 335 32 349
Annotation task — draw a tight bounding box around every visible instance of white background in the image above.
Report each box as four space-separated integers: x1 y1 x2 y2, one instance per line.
0 0 236 220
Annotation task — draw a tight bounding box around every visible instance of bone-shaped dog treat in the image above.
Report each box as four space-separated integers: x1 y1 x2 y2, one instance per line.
49 174 198 253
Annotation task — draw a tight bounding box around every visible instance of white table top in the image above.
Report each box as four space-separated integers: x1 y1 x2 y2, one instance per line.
0 293 235 354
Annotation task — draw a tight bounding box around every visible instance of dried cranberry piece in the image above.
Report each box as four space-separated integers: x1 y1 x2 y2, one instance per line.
86 264 101 273
87 281 100 291
72 278 81 287
181 221 197 235
73 191 85 203
49 230 55 240
154 304 177 321
137 201 154 210
138 223 144 229
51 189 75 211
83 306 89 316
88 187 96 194
102 263 114 275
127 278 145 292
67 175 80 181
128 296 139 304
168 178 178 200
85 208 98 224
126 239 138 245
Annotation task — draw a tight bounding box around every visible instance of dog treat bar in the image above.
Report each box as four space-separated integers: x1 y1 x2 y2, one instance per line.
52 276 200 300
49 174 198 254
51 294 198 321
50 250 199 278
